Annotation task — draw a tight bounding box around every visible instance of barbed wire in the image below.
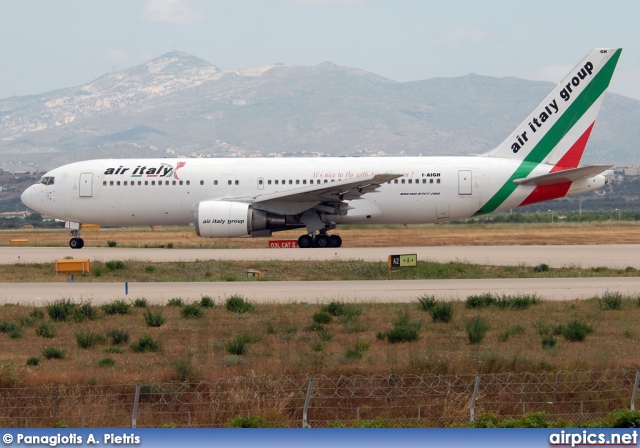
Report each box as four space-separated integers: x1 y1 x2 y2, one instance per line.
0 369 637 428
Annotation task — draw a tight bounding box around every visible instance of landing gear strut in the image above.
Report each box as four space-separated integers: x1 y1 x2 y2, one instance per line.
297 232 342 248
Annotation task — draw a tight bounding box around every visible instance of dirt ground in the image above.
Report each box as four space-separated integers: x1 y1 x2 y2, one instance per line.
2 222 640 248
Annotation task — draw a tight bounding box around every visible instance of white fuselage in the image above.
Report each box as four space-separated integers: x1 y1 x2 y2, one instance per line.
21 157 605 230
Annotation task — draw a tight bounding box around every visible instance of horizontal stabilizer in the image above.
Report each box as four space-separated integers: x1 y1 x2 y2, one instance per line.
513 165 612 187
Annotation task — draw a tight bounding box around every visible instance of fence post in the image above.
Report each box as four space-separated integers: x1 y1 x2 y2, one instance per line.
302 378 313 428
631 370 640 411
470 374 481 423
132 384 141 428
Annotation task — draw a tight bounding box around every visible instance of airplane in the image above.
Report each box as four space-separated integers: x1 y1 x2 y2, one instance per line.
21 48 621 249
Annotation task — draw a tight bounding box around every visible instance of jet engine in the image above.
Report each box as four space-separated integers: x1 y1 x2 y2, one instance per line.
194 200 291 238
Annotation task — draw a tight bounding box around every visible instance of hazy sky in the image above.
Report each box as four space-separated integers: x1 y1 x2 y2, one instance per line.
1 0 639 100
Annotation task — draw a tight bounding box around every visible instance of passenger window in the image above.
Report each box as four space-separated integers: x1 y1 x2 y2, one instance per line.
268 180 272 185
408 179 412 184
179 181 183 185
145 181 148 186
324 180 328 183
200 180 204 185
437 179 441 184
228 180 232 185
289 180 292 185
214 180 218 185
117 181 121 186
259 179 263 185
303 180 307 185
103 181 107 186
235 180 239 185
172 180 176 185
124 181 128 186
151 181 155 185
430 179 433 184
275 180 278 185
186 181 190 185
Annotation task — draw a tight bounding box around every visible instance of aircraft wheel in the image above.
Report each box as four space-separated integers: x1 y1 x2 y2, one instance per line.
298 235 313 248
77 238 85 249
329 234 342 248
316 234 330 248
69 238 81 249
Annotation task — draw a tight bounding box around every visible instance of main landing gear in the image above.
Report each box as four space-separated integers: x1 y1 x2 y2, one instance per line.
297 232 342 248
69 229 85 249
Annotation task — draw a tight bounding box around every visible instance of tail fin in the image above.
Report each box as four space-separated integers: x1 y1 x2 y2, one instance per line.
482 48 622 168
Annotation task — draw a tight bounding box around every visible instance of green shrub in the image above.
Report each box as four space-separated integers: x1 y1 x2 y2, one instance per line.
428 301 454 323
0 321 18 334
42 347 65 359
495 294 540 309
345 340 370 359
498 324 525 342
226 334 253 355
102 299 131 315
321 301 361 318
98 358 116 368
130 334 160 353
167 298 184 307
465 317 489 344
26 357 40 366
607 409 640 428
133 298 148 308
105 260 125 270
465 293 495 309
143 310 166 327
225 295 254 313
541 335 556 349
180 304 204 319
71 302 99 322
46 299 76 322
199 296 215 308
8 328 22 339
417 294 437 311
144 265 155 273
35 323 56 338
30 308 45 319
106 240 117 248
381 313 421 343
555 320 594 342
313 311 332 324
107 329 130 345
226 415 286 428
533 263 549 272
104 347 125 354
75 331 106 349
173 359 196 382
599 291 623 310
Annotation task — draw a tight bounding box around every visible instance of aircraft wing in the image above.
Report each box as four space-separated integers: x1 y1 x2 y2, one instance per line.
251 173 402 204
513 165 613 187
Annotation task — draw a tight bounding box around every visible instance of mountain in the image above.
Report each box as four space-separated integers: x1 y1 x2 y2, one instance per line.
1 52 638 172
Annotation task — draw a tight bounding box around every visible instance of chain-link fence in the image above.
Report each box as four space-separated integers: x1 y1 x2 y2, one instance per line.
2 369 638 428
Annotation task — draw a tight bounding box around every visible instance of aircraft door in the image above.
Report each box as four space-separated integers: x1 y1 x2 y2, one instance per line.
257 177 264 190
79 173 93 197
458 170 472 195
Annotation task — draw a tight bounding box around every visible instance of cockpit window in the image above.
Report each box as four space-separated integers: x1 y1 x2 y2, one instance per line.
38 177 55 186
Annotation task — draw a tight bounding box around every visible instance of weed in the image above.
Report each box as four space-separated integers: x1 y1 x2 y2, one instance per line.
105 260 125 271
494 294 540 309
541 335 557 349
498 324 525 342
322 301 361 318
226 334 254 355
598 291 623 310
306 322 324 332
71 302 99 322
222 355 243 367
133 298 148 308
104 347 125 354
533 263 550 272
18 316 36 327
313 311 332 324
428 301 454 323
555 320 594 342
42 347 65 359
35 323 56 338
173 359 196 381
225 295 254 313
8 328 22 338
380 313 421 343
130 334 160 353
101 300 131 315
0 321 18 334
29 308 45 319
417 294 437 311
226 415 286 428
607 409 640 428
46 299 76 322
465 293 495 309
92 266 104 277
266 322 277 334
167 298 184 307
144 265 155 273
75 331 106 349
181 304 204 319
106 240 117 248
345 339 370 360
465 317 489 344
98 358 116 367
26 357 40 366
106 329 130 345
199 296 215 308
143 310 166 327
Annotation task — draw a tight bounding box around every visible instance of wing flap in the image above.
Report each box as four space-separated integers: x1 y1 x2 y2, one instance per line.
513 165 612 187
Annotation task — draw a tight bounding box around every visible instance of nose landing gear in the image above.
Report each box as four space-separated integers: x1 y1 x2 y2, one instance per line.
68 227 84 249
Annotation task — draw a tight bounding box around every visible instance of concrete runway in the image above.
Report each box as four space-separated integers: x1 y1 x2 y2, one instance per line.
1 277 640 305
1 244 639 304
2 244 639 268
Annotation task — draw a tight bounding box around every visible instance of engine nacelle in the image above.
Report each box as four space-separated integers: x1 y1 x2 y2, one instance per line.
194 200 289 238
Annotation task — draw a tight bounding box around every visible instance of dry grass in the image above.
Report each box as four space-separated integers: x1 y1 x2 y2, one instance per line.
1 297 639 387
3 222 640 248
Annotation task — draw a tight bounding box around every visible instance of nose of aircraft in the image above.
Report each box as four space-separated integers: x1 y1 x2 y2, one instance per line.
21 187 32 209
